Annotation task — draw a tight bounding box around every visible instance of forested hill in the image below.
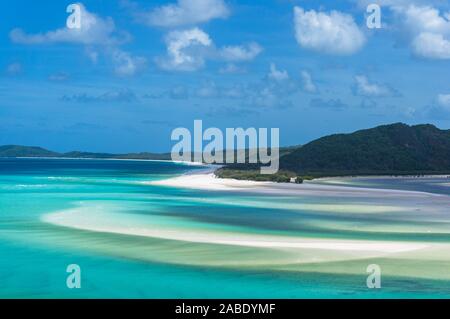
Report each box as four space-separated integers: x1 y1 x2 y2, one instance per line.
280 123 450 176
0 145 171 161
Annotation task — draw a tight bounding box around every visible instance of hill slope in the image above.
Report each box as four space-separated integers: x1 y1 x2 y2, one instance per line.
0 145 60 158
280 123 450 176
0 146 171 160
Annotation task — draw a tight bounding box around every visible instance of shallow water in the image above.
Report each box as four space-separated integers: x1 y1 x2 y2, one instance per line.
1 158 450 298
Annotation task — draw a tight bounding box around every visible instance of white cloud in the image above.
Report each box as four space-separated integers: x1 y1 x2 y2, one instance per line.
300 70 316 93
393 5 450 59
268 63 289 81
111 49 147 76
157 28 261 71
142 0 229 27
157 28 213 71
219 42 262 62
293 6 366 55
437 94 450 110
403 5 450 59
354 0 442 8
354 2 450 59
401 5 450 34
354 75 397 97
10 4 125 46
9 4 148 77
412 32 450 59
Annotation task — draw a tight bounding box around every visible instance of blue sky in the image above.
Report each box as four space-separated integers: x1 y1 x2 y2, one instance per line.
0 0 449 152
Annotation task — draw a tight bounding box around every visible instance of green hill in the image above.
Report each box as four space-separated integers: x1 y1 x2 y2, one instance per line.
0 145 60 158
280 123 450 176
0 146 171 161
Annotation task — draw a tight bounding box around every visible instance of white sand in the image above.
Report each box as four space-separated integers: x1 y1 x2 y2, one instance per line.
43 208 428 254
147 172 441 198
149 173 271 191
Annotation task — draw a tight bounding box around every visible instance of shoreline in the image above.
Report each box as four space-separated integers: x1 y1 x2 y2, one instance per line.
3 156 450 181
147 170 446 198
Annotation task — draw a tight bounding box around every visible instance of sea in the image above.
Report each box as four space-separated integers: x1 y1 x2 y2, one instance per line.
1 158 449 298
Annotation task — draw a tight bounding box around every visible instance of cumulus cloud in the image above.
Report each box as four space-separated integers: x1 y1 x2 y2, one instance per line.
353 0 441 8
393 4 450 59
293 6 366 55
353 75 398 97
404 5 450 59
10 4 126 46
111 49 147 76
219 42 262 62
140 0 229 27
157 28 262 71
355 1 450 59
300 70 317 93
157 28 213 71
268 63 289 81
412 32 450 59
9 4 148 77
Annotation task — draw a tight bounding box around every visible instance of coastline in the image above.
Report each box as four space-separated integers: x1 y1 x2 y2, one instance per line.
5 156 450 181
4 157 449 195
147 169 446 198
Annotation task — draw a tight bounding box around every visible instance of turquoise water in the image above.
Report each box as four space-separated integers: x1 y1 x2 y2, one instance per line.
1 158 450 298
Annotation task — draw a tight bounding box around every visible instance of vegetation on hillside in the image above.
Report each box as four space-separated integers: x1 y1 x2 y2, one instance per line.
280 123 450 176
217 123 450 181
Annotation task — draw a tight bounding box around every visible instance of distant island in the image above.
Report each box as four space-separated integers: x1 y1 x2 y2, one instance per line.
0 145 172 161
2 123 450 182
